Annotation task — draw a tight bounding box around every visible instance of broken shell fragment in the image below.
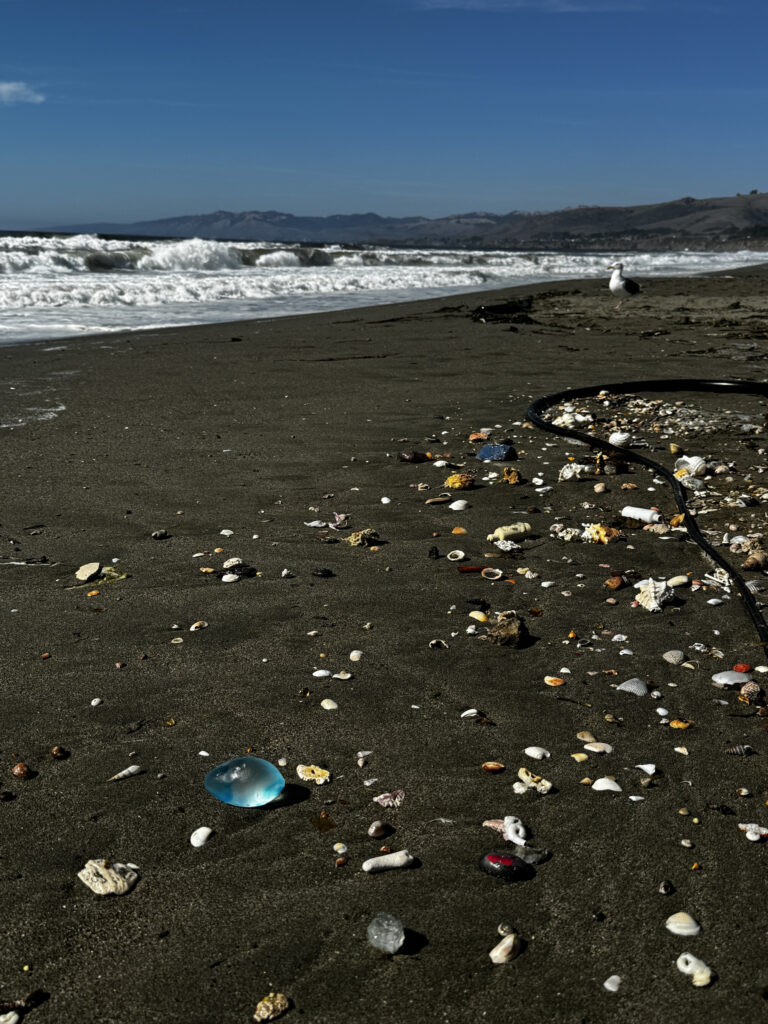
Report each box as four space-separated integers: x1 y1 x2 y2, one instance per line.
584 742 613 754
349 650 363 661
665 911 701 936
75 562 101 582
362 849 415 873
320 698 338 711
448 499 469 511
190 826 213 848
517 767 552 794
591 777 622 792
544 676 565 687
190 620 208 631
738 822 768 841
667 575 690 588
446 549 466 561
524 746 550 760
676 953 714 988
489 933 522 963
373 788 405 809
77 858 139 896
481 567 504 580
712 670 751 689
296 764 331 785
576 731 596 743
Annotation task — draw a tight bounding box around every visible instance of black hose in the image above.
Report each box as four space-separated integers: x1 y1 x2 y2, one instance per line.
526 378 768 651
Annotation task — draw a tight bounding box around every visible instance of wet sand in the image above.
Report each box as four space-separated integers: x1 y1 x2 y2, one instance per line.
2 266 768 1024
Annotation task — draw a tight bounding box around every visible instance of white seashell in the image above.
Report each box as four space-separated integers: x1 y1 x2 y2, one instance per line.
667 573 692 589
222 557 243 569
616 677 649 697
512 781 529 795
0 1011 21 1024
524 746 550 760
350 650 363 661
432 459 448 467
362 849 415 873
446 549 466 561
502 815 527 845
738 822 768 841
481 567 504 580
591 777 622 792
220 529 234 536
380 497 391 504
665 911 701 936
333 670 352 680
629 795 645 802
221 573 239 583
77 858 139 896
608 431 631 446
320 698 338 710
674 455 706 478
190 827 213 848
517 767 552 794
603 974 622 993
663 649 685 665
107 764 141 782
190 620 208 631
312 669 331 677
707 598 723 606
656 707 669 716
584 742 613 754
635 578 673 612
635 763 656 774
91 697 103 706
449 500 469 511
621 505 661 524
676 952 713 988
558 462 594 482
711 670 751 688
489 933 522 963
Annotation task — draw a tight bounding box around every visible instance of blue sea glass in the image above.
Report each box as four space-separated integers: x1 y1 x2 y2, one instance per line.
204 756 285 807
476 443 516 462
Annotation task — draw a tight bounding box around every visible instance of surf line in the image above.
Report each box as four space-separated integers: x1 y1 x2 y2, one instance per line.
527 378 768 651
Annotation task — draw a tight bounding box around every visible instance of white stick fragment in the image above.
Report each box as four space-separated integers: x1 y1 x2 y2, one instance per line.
362 850 415 873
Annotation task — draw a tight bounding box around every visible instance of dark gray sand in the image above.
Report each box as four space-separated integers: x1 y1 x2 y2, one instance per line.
2 267 768 1024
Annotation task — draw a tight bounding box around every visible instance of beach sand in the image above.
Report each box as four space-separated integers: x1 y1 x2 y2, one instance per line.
2 267 768 1024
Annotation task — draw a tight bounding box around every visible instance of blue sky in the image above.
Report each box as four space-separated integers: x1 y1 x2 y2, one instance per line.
1 0 767 227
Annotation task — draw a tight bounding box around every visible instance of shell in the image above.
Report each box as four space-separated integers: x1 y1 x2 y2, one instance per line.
482 761 505 773
221 573 240 583
676 953 713 988
581 523 622 544
584 742 613 754
332 669 352 680
107 764 142 782
189 620 208 631
448 500 469 511
320 698 338 710
635 763 656 774
481 567 504 580
558 462 594 482
616 677 649 697
724 744 753 755
634 578 673 612
362 849 414 873
663 649 685 665
738 822 768 840
75 561 101 582
576 730 596 743
77 858 139 896
502 467 521 485
253 992 291 1022
517 767 552 794
349 650 363 661
312 669 331 678
489 933 522 963
373 788 405 808
446 549 466 561
190 826 213 847
742 547 768 570
591 777 622 792
296 764 331 785
608 431 631 446
222 557 243 569
524 746 550 760
674 455 706 478
739 681 763 705
665 911 701 936
502 815 527 845
712 670 751 688
667 575 690 588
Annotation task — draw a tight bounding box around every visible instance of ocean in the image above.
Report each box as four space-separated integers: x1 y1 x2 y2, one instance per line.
0 232 764 346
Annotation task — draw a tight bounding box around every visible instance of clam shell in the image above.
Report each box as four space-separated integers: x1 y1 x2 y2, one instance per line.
616 677 649 697
320 698 338 710
591 777 622 792
333 669 352 680
448 500 469 511
221 573 240 583
190 826 213 847
665 911 701 936
222 557 243 569
489 933 522 963
312 669 331 678
349 650 363 661
190 620 208 631
524 746 550 760
608 431 631 446
663 650 685 665
446 550 466 561
576 730 596 743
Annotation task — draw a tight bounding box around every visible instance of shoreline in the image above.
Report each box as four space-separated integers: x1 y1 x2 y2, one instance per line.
2 266 768 1023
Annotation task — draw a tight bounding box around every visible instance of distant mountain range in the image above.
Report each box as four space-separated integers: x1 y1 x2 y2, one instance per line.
54 193 768 250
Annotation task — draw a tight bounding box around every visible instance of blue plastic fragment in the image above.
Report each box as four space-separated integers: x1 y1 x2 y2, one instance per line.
204 756 285 807
476 443 516 462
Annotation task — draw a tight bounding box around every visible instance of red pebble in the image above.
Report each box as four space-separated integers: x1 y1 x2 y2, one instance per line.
733 663 751 673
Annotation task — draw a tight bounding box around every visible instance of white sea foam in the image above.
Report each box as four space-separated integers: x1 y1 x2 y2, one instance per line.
0 233 763 345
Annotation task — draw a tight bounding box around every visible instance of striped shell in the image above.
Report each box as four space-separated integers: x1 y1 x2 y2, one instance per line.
616 677 649 697
635 578 672 612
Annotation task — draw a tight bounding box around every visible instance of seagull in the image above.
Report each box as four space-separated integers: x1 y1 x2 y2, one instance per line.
606 262 641 310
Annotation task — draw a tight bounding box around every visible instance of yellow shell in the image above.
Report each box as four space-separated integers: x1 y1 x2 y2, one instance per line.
469 610 488 622
445 473 475 490
502 467 521 485
670 719 692 729
544 676 565 687
296 764 331 785
583 523 622 544
452 526 468 535
571 752 588 762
